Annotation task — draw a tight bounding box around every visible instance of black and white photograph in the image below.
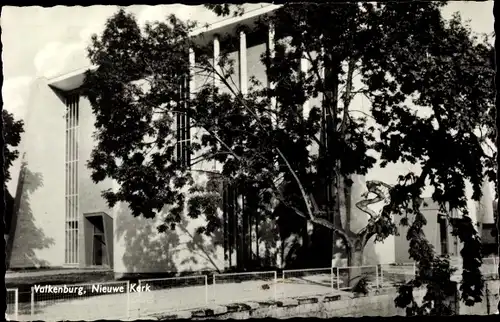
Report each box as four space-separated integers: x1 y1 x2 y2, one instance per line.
2 2 499 320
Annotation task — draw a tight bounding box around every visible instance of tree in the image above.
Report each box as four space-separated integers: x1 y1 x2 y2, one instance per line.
2 109 25 267
3 109 24 184
83 2 495 315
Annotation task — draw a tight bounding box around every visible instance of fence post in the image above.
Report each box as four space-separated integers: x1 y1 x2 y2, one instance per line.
138 280 142 318
30 286 34 318
336 267 341 290
212 274 216 304
380 265 384 286
493 257 497 278
330 267 334 292
375 265 380 289
273 271 277 301
281 270 286 300
205 275 208 305
14 289 19 321
126 280 130 319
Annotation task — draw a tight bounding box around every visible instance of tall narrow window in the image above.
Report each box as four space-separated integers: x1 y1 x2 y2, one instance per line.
65 94 80 265
174 75 191 168
438 214 449 256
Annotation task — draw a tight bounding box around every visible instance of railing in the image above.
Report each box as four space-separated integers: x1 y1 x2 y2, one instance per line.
29 281 131 321
448 256 499 280
135 275 208 318
212 271 277 304
479 256 499 279
16 256 500 320
6 288 18 321
379 263 416 289
336 265 379 291
280 267 334 298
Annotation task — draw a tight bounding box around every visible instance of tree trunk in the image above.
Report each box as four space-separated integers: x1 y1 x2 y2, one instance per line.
332 175 350 264
344 240 365 289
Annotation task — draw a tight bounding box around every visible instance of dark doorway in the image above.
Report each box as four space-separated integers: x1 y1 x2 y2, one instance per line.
93 222 105 266
84 213 112 268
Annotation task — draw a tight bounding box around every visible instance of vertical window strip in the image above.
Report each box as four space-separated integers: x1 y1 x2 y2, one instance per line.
176 111 181 162
182 76 188 166
180 79 185 165
188 48 195 169
185 75 191 167
75 95 79 264
65 94 80 265
174 75 192 168
71 98 74 263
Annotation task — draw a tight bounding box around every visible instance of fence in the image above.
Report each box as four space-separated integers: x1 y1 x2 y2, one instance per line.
6 288 18 321
29 281 131 321
379 263 416 289
336 265 379 291
280 267 334 298
479 256 498 279
135 275 208 318
14 257 500 320
448 256 499 280
212 271 277 304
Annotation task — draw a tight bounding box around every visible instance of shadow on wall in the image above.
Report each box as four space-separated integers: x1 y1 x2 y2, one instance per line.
6 163 55 269
115 201 224 275
255 215 280 268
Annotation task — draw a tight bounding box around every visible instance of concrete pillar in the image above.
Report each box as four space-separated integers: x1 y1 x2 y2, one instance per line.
268 25 276 118
267 25 282 269
213 34 221 87
213 36 221 172
189 48 195 97
239 31 248 95
300 53 309 119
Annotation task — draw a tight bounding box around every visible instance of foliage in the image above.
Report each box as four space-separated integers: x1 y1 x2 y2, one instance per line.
395 256 458 316
83 2 495 315
2 109 25 233
3 109 25 183
3 108 25 267
351 275 369 297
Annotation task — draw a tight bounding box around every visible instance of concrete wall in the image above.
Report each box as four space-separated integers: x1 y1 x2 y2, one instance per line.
174 280 499 319
459 279 500 315
9 78 66 268
77 96 114 267
217 294 412 319
78 97 114 216
173 289 425 319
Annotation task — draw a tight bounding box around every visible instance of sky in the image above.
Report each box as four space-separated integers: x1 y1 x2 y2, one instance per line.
1 2 494 122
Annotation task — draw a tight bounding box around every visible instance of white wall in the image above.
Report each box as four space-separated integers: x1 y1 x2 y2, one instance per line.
9 78 66 268
112 173 225 274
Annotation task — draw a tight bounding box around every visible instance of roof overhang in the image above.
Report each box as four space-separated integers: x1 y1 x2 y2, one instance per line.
48 65 98 91
48 4 281 92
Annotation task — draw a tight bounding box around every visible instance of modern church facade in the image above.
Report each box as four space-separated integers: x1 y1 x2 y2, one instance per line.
7 5 497 275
